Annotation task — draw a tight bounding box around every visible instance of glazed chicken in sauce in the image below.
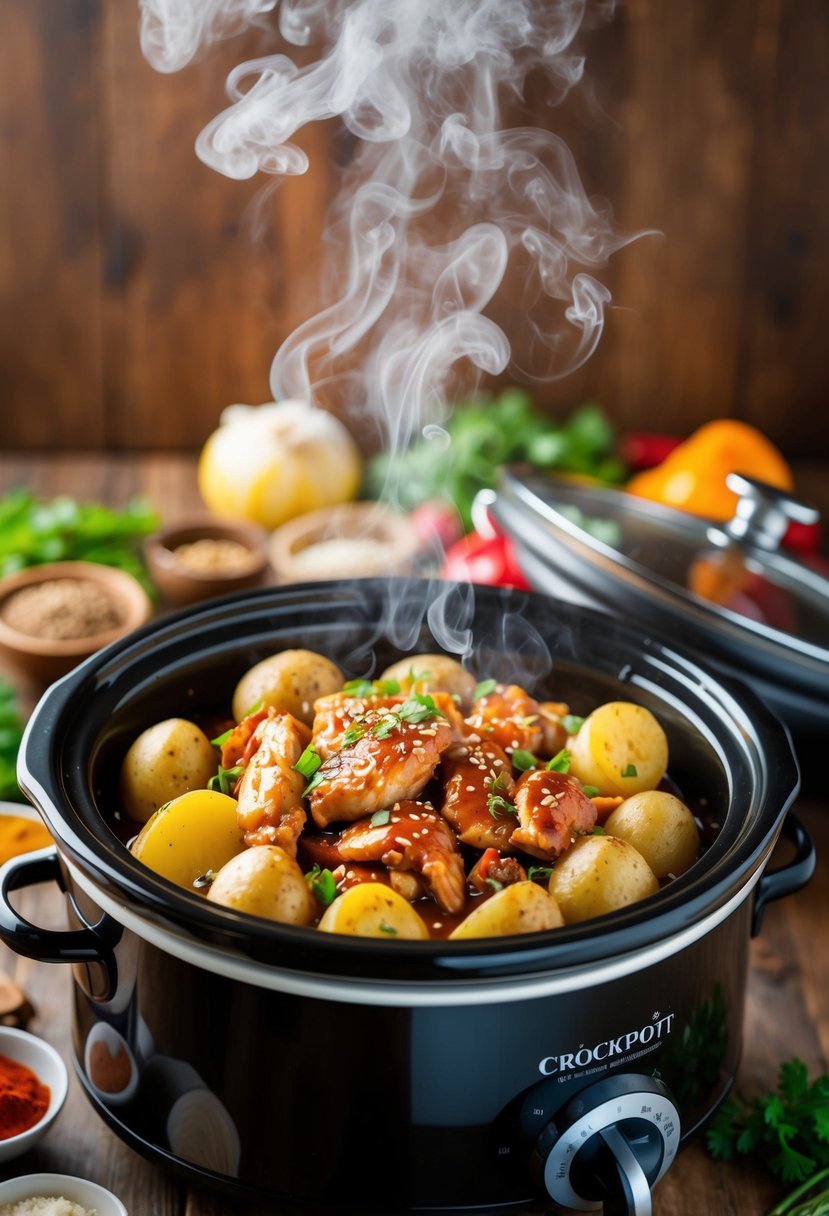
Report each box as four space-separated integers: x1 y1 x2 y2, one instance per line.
125 649 703 940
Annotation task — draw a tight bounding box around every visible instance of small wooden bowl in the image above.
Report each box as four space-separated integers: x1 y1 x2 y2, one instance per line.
0 561 152 687
143 516 270 607
269 502 421 583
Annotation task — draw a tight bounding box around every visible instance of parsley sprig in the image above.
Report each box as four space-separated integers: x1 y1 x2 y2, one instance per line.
707 1058 829 1197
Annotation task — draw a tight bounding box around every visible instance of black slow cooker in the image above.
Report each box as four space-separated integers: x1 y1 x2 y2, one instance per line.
1 580 813 1214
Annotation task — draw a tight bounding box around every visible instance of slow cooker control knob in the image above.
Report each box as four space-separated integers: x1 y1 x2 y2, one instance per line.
529 1074 680 1215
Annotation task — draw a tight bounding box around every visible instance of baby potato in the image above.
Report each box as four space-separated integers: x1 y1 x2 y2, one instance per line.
604 790 700 878
449 882 564 939
119 717 218 823
232 649 343 725
131 790 244 889
380 654 477 710
317 883 429 940
567 701 669 797
207 846 315 925
548 835 659 923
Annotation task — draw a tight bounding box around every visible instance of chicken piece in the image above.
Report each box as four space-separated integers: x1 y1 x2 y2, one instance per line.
440 739 517 852
537 701 571 757
307 705 453 827
337 800 466 914
220 706 270 768
510 769 597 860
468 847 527 895
311 692 404 759
464 684 545 756
233 710 312 855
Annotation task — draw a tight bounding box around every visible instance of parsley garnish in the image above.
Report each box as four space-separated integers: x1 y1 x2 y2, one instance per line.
207 764 244 795
305 864 337 907
527 865 554 883
370 809 391 827
560 713 585 735
371 715 398 740
378 921 398 935
512 749 538 772
706 1058 829 1192
342 676 402 697
590 825 606 835
621 763 639 778
397 691 445 724
486 774 516 819
473 678 497 701
546 748 571 773
582 785 601 797
341 721 367 747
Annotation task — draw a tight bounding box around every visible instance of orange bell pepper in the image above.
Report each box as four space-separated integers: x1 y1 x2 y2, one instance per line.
626 419 793 522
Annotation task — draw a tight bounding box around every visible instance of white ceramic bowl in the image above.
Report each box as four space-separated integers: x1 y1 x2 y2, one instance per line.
0 1027 68 1163
0 1173 127 1215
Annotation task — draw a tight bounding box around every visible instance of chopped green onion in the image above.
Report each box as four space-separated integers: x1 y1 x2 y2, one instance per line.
511 749 538 772
193 869 217 890
484 877 504 892
591 825 606 835
210 727 234 748
371 716 398 740
582 785 601 798
342 678 375 697
242 699 263 717
546 748 571 773
305 864 337 907
303 769 326 796
370 808 391 827
621 763 638 778
560 714 585 735
293 744 322 780
377 678 401 695
527 865 554 882
378 921 398 935
207 764 244 795
473 678 497 701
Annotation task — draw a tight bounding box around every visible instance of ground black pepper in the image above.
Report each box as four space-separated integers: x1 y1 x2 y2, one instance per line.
0 578 123 641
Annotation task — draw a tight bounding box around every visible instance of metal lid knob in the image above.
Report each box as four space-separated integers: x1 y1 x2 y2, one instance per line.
722 473 820 551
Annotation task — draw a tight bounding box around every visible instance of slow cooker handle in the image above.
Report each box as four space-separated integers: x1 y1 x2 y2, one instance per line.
752 813 815 937
0 847 121 966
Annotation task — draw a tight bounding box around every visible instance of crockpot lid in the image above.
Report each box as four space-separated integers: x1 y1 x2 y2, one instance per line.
491 468 829 711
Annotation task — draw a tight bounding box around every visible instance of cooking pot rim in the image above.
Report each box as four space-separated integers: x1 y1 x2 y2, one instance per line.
18 579 800 984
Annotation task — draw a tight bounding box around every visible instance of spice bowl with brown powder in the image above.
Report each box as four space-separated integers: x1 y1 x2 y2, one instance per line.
0 562 152 687
143 516 269 607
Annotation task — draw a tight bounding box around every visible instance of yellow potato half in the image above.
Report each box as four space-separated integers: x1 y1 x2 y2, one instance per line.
548 835 659 923
604 791 700 878
130 790 244 890
449 882 564 939
567 702 669 796
232 649 343 725
207 846 315 925
119 717 218 824
317 883 429 940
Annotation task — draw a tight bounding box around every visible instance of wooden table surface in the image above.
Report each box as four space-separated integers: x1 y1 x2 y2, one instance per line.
0 452 826 1216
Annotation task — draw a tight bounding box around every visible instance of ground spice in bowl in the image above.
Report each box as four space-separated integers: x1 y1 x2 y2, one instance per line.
0 1054 50 1139
0 580 122 642
171 537 257 575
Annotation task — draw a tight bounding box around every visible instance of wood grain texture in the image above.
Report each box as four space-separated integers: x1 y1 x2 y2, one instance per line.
0 2 828 453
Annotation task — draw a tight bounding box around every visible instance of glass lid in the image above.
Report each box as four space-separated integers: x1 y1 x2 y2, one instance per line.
492 467 829 666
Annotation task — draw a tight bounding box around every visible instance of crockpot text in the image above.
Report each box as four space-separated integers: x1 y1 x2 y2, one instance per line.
538 1012 675 1075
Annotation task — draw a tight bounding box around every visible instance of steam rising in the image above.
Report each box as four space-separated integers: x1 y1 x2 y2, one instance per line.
139 0 642 662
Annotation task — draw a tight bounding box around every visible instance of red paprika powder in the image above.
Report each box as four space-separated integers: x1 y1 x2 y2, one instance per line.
0 1053 50 1138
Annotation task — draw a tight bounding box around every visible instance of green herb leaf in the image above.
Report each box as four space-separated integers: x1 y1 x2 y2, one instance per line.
582 785 601 798
341 720 367 747
473 678 497 701
207 764 244 796
484 877 504 892
397 691 446 725
342 678 375 697
378 921 398 935
527 865 554 883
621 763 639 778
511 749 538 772
305 864 337 907
193 869 217 890
591 825 606 835
370 809 392 827
560 714 585 735
293 745 322 781
546 748 571 773
210 727 234 748
371 715 398 740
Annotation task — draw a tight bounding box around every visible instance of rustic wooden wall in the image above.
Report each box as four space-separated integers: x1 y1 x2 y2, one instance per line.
0 0 827 455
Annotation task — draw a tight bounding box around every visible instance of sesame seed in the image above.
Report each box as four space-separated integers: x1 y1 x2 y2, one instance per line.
466 784 476 793
395 837 412 847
